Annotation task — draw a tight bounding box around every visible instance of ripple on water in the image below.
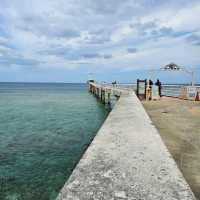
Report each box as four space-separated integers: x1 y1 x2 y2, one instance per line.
0 83 109 200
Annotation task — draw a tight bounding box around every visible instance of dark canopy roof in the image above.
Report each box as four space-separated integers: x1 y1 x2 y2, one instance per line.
162 63 181 70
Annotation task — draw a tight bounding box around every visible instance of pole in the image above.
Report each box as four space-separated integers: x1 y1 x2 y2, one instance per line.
191 71 195 86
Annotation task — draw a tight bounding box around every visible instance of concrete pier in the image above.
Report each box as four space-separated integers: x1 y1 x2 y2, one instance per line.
57 82 196 200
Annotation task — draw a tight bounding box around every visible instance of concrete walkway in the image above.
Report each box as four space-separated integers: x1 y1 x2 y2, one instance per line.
143 97 200 199
57 92 196 200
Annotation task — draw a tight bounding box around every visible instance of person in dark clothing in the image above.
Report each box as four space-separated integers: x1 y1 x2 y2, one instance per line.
155 79 159 86
155 79 162 97
112 80 117 87
148 79 153 100
149 79 153 88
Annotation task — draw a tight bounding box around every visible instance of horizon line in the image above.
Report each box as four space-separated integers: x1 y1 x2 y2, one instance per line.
0 81 199 85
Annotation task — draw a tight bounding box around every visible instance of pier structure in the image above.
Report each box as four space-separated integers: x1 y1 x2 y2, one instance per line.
89 82 131 104
57 81 196 200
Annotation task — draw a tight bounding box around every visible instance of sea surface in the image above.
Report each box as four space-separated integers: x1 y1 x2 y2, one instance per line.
0 83 109 200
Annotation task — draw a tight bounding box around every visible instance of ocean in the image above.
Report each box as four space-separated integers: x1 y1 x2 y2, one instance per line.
0 83 109 200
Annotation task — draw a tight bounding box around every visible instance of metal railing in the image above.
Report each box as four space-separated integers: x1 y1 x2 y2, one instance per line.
162 85 200 97
92 81 200 98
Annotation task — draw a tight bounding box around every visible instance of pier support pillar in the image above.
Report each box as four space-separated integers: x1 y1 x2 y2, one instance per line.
97 88 100 99
101 89 105 104
107 92 111 105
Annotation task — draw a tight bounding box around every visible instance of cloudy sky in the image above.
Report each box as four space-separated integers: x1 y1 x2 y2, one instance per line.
0 0 200 83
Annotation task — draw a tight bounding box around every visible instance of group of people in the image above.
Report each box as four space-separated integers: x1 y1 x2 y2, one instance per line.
111 79 162 100
148 79 162 99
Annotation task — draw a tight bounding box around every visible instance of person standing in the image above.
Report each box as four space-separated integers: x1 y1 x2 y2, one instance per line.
147 79 153 100
149 79 153 88
155 79 162 97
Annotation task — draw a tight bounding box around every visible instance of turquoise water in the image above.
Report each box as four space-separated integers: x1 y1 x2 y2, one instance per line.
0 83 109 200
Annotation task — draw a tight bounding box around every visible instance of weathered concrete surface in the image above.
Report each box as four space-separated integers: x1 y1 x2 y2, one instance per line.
57 93 196 200
143 97 200 199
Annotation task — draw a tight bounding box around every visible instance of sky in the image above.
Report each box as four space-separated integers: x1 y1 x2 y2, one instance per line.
0 0 200 83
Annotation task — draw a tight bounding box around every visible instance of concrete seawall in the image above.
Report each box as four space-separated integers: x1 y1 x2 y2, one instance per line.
57 92 196 200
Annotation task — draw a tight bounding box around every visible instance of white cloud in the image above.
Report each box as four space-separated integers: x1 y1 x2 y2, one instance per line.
111 23 136 43
0 0 199 79
165 4 200 31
